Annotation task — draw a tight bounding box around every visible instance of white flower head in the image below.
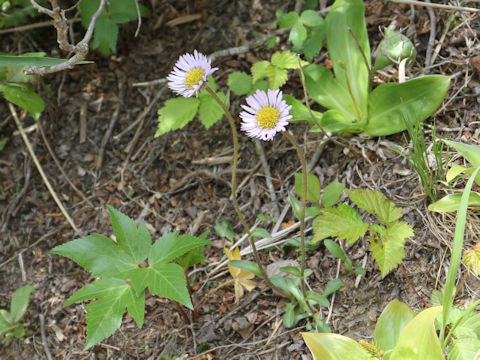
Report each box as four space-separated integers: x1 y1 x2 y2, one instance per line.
240 89 292 141
167 50 218 98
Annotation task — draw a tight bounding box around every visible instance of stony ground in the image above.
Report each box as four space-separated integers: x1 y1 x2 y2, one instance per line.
1 0 480 359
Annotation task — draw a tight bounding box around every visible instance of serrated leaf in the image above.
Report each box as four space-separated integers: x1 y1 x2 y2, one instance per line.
214 219 235 240
271 50 303 69
198 91 226 129
279 11 299 28
251 61 270 83
149 232 210 266
93 15 118 57
108 0 148 23
303 36 323 62
107 206 150 265
51 234 137 278
10 286 34 324
65 278 145 349
175 232 209 270
266 64 288 89
313 204 368 244
322 181 344 207
294 172 321 203
155 97 200 137
300 10 324 27
228 71 252 95
0 83 44 121
448 338 480 360
289 22 308 50
369 221 413 277
390 306 444 360
346 189 402 224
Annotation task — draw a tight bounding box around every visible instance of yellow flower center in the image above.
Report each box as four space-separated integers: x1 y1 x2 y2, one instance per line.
256 106 280 129
184 67 205 89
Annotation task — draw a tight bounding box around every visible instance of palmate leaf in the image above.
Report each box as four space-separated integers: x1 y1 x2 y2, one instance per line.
51 234 137 278
313 204 368 244
346 189 402 224
369 221 413 277
149 232 210 266
64 278 145 349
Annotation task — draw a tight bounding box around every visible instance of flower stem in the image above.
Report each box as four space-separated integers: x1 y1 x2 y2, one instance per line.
204 85 285 296
283 131 317 314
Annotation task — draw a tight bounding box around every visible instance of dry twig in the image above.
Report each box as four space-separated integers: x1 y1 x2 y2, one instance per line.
26 0 107 75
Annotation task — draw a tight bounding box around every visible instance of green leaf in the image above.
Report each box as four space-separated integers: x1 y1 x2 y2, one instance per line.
0 54 70 67
303 36 323 62
251 79 268 93
322 181 344 207
133 263 192 309
175 231 209 270
51 234 137 278
198 91 226 129
324 239 351 270
149 232 210 266
294 172 321 203
390 306 444 360
428 192 480 212
214 219 235 241
326 0 370 118
373 300 415 359
107 206 151 265
108 0 148 23
446 164 469 183
64 278 145 349
280 266 302 278
323 278 342 296
0 83 44 121
251 61 270 83
93 15 118 57
289 22 308 50
306 291 329 307
279 11 299 28
10 286 34 324
228 71 252 95
229 260 263 278
155 97 200 137
283 302 297 328
304 64 357 121
306 205 322 217
300 10 324 27
303 332 375 360
369 221 413 277
271 50 301 69
267 35 277 48
346 189 402 224
448 338 480 360
283 94 322 126
364 75 450 136
266 64 288 89
443 140 480 168
0 138 7 152
289 192 302 219
313 204 368 244
252 228 271 238
311 109 356 134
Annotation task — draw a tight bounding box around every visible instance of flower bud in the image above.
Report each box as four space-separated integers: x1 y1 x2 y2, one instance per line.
373 28 417 72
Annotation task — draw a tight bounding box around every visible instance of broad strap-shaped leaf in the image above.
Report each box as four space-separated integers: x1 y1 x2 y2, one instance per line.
303 332 375 360
443 140 480 168
364 75 450 136
369 222 413 277
448 338 480 360
346 189 402 224
390 306 444 360
64 278 145 349
304 64 358 121
10 286 35 324
155 97 200 137
326 0 370 118
130 263 192 309
107 206 151 265
294 172 321 203
428 192 480 212
149 232 210 266
313 204 368 244
283 94 323 126
51 234 137 278
0 54 74 67
446 165 480 185
373 300 415 358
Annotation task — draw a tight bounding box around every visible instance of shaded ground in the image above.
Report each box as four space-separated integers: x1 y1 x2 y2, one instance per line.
1 0 480 358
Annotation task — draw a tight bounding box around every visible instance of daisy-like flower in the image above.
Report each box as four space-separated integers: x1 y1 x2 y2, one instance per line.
167 50 218 98
240 89 292 141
